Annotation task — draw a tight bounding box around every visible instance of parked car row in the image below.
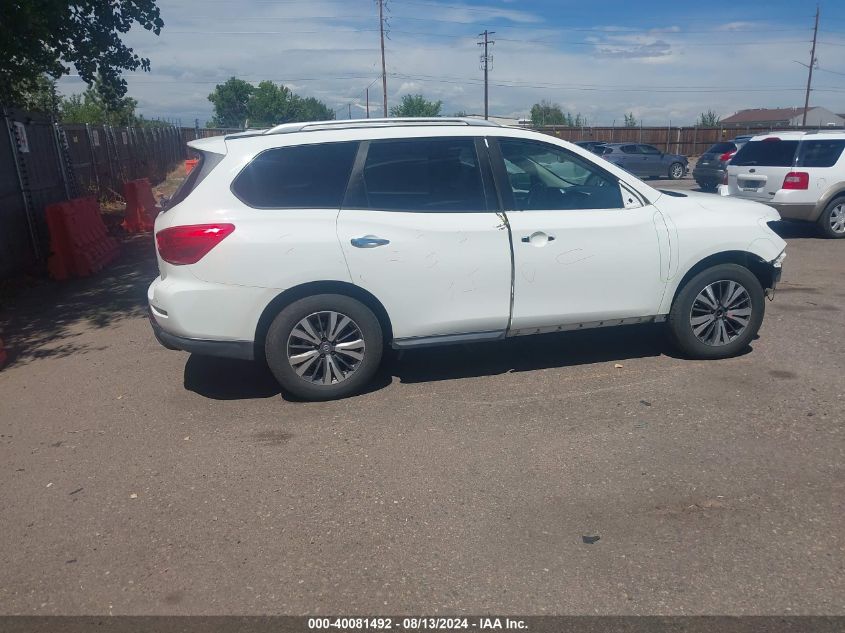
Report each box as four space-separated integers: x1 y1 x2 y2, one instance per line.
149 118 785 400
590 129 845 239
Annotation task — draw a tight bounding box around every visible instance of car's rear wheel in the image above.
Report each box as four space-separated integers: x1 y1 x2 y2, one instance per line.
667 264 765 359
818 197 845 239
668 162 685 180
697 181 717 193
265 294 383 401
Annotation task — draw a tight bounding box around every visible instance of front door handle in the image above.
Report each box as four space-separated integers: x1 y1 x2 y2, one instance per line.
521 232 555 245
351 235 390 248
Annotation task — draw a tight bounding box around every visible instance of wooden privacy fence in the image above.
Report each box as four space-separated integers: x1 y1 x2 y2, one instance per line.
0 107 183 278
535 125 843 156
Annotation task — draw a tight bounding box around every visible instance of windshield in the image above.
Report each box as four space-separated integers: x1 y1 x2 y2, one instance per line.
705 142 736 154
730 140 799 167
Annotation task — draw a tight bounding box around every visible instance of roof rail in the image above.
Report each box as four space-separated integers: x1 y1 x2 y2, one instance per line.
221 117 500 140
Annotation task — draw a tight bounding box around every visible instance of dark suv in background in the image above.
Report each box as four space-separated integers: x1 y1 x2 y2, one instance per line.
693 136 752 191
600 144 688 179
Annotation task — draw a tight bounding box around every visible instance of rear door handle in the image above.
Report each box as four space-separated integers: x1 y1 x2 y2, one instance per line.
351 235 390 248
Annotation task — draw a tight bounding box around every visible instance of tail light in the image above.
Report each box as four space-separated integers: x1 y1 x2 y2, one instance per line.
782 172 809 190
719 151 736 162
156 224 235 265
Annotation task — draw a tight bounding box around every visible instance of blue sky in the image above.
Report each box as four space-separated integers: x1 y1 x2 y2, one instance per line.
56 0 845 125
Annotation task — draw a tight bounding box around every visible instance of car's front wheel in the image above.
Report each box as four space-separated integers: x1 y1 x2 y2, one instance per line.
667 264 765 359
265 294 383 401
818 197 845 239
668 162 685 180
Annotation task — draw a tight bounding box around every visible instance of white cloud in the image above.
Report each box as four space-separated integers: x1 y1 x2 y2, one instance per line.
55 2 845 126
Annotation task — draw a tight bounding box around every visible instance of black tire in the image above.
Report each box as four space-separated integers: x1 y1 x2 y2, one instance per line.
667 264 765 359
698 181 717 193
265 294 383 401
817 196 845 239
668 162 685 180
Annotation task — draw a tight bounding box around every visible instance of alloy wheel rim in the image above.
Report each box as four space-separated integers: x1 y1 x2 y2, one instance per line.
830 204 845 234
689 280 752 346
287 311 365 385
671 164 683 178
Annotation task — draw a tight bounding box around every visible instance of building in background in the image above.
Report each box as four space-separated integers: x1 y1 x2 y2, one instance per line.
721 107 844 129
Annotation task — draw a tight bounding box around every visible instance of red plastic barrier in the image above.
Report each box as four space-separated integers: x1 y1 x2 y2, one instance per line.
46 197 119 280
185 158 199 175
121 179 158 233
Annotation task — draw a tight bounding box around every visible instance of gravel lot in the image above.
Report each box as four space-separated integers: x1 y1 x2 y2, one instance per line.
0 175 843 615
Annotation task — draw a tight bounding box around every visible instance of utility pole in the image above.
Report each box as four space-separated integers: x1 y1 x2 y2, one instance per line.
802 4 820 127
478 30 495 120
366 87 370 118
378 0 388 117
348 103 352 120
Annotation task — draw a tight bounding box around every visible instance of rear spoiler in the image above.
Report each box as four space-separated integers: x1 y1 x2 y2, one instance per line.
186 135 228 155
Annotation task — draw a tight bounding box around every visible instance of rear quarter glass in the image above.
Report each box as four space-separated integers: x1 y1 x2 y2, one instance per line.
165 151 224 211
731 140 799 167
796 139 845 168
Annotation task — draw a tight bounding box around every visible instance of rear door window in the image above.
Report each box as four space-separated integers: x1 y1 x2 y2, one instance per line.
621 145 639 154
357 137 487 212
731 140 799 167
231 141 358 209
796 140 845 168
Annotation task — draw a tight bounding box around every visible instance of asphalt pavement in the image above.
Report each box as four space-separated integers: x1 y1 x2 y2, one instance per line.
0 176 843 615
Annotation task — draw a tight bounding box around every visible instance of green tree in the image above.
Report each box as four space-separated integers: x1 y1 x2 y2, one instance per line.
60 82 138 125
623 112 638 127
390 94 443 117
207 77 254 128
697 109 720 127
13 74 61 114
247 81 297 127
0 0 163 108
530 101 566 126
208 79 334 128
296 96 334 122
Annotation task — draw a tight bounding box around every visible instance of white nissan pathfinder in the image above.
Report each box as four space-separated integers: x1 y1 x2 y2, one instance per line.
149 118 786 400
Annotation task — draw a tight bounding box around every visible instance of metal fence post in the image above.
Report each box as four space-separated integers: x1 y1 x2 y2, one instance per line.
84 124 101 198
52 122 73 199
3 111 42 260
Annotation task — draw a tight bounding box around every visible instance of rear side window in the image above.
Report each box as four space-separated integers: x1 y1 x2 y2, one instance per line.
731 140 799 167
705 142 736 154
358 137 486 212
232 141 358 209
621 145 639 154
797 140 845 168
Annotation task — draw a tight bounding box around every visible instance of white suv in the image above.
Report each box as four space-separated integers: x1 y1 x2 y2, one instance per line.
724 131 845 238
149 118 786 400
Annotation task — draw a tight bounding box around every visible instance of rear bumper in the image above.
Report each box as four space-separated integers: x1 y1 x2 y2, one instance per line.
692 165 724 183
149 311 254 360
768 202 819 222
